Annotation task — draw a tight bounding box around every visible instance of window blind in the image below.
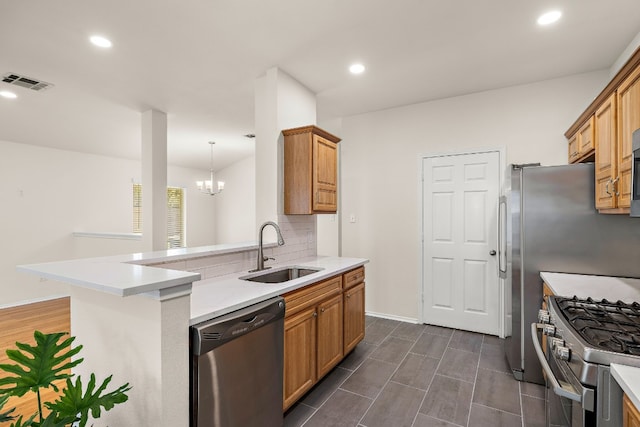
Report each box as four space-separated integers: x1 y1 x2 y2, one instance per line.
132 184 185 248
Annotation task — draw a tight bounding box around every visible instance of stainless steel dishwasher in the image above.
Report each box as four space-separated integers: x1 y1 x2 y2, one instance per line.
190 297 285 427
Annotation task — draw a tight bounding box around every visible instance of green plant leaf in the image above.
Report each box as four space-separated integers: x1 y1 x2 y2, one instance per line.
0 331 83 398
38 412 75 427
8 412 73 427
45 374 130 427
7 413 36 427
0 394 16 422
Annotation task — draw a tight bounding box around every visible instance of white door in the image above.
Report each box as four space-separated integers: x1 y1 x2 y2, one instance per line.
422 151 500 335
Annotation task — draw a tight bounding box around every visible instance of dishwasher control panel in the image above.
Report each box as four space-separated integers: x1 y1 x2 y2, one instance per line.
191 297 285 355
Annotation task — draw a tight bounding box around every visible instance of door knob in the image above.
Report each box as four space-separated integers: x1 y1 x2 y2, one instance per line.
489 250 496 256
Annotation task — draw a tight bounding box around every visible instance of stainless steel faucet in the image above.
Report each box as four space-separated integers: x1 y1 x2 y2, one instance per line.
251 221 285 272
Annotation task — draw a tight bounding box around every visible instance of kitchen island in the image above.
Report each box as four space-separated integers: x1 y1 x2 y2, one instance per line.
17 242 367 427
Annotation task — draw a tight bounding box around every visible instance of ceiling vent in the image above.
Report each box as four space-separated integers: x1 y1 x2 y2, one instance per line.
2 73 54 91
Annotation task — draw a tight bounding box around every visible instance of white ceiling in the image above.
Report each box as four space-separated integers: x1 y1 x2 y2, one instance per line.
1 0 640 171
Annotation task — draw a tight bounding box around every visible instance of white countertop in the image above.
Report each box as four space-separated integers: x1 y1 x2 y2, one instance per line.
16 241 274 297
612 363 640 410
190 256 368 325
540 272 640 302
17 259 201 297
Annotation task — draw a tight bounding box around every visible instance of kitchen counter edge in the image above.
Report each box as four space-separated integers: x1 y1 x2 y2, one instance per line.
190 256 369 325
15 241 280 297
611 363 640 413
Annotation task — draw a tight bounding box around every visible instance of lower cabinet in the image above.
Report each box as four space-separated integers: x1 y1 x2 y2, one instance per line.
316 293 344 379
282 267 365 411
624 393 640 427
344 282 365 355
283 306 317 411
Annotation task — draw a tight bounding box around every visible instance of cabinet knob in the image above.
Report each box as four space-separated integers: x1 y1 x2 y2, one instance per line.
312 312 317 318
346 294 351 299
321 308 325 313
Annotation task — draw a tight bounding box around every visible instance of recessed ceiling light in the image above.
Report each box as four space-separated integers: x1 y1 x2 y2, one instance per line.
0 90 17 99
537 10 562 26
349 63 365 75
90 35 112 48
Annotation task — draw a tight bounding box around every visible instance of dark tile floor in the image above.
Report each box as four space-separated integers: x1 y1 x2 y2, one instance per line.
284 316 545 427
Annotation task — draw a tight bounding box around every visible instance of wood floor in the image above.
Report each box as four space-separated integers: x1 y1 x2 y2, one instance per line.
284 316 545 427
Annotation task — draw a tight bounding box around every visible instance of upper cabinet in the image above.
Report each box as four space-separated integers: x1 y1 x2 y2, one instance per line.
566 46 640 214
617 65 640 209
568 117 595 163
595 94 618 210
283 125 341 215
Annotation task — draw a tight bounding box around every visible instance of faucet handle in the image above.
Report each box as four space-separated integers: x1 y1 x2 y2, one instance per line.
263 256 275 262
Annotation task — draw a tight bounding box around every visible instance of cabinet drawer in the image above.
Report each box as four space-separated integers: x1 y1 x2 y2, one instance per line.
283 275 342 317
343 267 365 290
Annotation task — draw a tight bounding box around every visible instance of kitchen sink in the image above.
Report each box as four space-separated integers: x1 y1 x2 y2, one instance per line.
240 266 323 283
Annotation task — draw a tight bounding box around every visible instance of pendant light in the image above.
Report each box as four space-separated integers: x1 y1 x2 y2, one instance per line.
196 141 225 195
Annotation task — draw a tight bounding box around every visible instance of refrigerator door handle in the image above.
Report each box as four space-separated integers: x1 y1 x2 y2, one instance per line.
498 196 507 278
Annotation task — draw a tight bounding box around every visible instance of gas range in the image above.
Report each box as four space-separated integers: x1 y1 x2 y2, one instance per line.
535 295 640 426
546 296 640 370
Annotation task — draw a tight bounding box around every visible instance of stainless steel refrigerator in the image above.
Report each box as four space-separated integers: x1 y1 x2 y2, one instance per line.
503 163 640 384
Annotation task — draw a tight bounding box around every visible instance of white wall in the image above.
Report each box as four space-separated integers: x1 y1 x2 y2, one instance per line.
255 68 317 243
339 70 609 321
610 30 640 77
0 140 216 306
317 118 343 256
214 155 256 243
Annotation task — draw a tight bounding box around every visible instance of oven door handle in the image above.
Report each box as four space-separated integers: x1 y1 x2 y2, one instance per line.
530 323 584 403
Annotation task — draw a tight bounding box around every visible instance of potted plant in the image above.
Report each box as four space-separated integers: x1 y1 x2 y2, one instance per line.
0 331 131 427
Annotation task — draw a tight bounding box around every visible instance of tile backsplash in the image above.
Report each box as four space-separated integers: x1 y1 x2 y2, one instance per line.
148 214 317 281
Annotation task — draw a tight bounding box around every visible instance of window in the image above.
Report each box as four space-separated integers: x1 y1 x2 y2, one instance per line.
133 184 185 248
166 187 185 248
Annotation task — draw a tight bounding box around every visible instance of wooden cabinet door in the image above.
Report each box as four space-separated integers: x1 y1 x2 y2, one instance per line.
595 95 618 210
283 306 317 411
316 293 343 379
343 282 365 354
568 134 580 163
617 66 640 209
624 394 640 427
312 135 338 212
579 116 595 154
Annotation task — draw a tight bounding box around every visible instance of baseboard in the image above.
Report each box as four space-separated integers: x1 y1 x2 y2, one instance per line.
365 311 420 324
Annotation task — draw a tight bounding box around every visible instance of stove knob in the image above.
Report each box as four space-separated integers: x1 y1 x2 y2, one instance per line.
543 324 556 336
538 309 550 323
555 345 571 361
550 337 564 350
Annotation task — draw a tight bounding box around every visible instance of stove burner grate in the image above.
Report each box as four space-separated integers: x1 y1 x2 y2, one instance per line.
556 296 640 355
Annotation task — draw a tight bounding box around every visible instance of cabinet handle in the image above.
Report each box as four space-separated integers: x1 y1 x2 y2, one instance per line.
612 177 620 196
312 312 317 318
321 308 325 313
346 294 351 299
605 179 611 196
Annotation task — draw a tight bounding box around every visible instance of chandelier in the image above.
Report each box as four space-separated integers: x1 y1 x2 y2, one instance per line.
196 141 225 196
